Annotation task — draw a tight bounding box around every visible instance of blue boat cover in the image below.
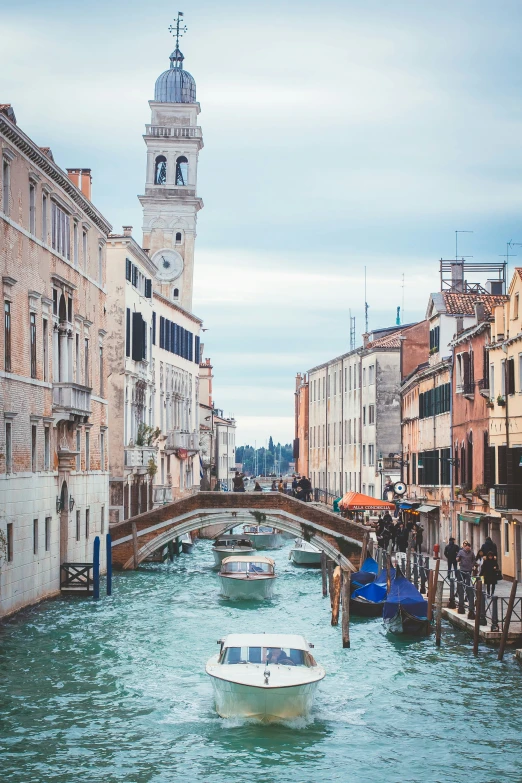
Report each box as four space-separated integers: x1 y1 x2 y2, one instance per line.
352 566 395 602
351 556 380 587
383 570 428 620
361 556 379 574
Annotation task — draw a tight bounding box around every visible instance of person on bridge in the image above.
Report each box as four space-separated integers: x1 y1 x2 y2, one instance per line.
233 472 246 492
292 476 298 496
271 480 277 491
444 537 459 580
297 476 312 502
254 482 263 492
278 479 284 493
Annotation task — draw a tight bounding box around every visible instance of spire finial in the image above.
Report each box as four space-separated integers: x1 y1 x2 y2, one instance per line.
168 11 187 50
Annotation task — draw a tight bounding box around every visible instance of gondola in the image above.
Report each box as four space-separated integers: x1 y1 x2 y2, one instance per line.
350 566 395 617
349 555 379 594
383 564 429 636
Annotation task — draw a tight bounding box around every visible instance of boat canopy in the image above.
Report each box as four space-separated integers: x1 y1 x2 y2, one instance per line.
213 538 253 548
383 568 428 620
339 491 395 511
351 556 380 588
221 633 310 651
222 555 274 565
352 565 395 602
360 556 379 574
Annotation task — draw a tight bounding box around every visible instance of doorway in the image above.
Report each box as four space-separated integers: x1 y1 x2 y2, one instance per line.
60 480 69 565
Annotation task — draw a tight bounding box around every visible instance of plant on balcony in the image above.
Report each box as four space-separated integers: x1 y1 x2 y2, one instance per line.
454 486 461 496
136 424 161 447
429 347 438 355
147 458 158 478
486 399 495 409
497 395 506 407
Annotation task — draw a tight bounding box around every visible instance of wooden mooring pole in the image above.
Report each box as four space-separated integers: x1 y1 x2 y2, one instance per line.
342 569 351 648
132 522 139 570
473 579 483 657
427 570 434 622
498 579 518 661
106 533 112 596
360 532 368 565
331 566 341 626
327 559 335 605
321 551 328 597
93 536 100 601
435 578 443 646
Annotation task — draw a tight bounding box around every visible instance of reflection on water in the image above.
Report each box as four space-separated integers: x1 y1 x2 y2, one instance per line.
1 539 522 783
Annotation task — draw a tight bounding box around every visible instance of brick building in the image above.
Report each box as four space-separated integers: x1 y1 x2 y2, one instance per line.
0 105 110 617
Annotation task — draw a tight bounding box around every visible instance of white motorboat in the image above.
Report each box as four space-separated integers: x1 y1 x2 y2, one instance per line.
289 538 322 567
212 537 256 567
242 524 285 550
181 533 194 554
206 633 325 721
219 556 276 600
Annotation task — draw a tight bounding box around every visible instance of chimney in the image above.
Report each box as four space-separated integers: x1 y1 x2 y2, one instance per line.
362 333 369 348
123 226 133 237
80 168 92 200
456 317 464 335
475 301 485 324
66 168 81 188
295 372 302 391
450 260 464 292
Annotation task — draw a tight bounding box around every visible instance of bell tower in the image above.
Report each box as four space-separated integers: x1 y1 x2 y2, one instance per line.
139 12 203 313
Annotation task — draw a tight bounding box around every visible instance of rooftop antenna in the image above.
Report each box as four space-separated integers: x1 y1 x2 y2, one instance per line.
168 11 187 50
364 266 369 333
349 309 356 351
499 240 522 290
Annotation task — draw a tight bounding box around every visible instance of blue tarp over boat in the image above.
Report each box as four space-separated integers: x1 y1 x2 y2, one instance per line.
383 569 427 621
350 556 379 588
352 566 395 602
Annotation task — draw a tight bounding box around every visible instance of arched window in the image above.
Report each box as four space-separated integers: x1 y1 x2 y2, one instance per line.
175 156 188 186
175 231 182 243
172 288 179 299
58 293 67 322
154 155 167 185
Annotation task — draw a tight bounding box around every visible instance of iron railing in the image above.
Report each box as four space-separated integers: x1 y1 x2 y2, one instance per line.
494 485 522 511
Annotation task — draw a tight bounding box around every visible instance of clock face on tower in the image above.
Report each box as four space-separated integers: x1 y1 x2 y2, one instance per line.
151 248 184 281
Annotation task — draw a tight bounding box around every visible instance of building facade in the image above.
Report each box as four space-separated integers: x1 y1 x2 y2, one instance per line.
0 105 110 617
214 410 236 489
294 373 309 477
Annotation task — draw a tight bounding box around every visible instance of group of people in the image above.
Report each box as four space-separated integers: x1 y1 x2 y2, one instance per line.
375 513 424 553
234 473 312 501
444 536 501 594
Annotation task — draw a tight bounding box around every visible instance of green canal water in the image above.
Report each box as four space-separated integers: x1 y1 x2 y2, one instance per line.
1 539 521 783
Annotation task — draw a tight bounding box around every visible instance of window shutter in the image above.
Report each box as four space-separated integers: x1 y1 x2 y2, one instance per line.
171 322 175 354
145 278 152 298
142 318 147 359
194 335 200 363
159 316 165 349
126 308 131 357
125 258 132 281
132 312 144 361
507 358 515 395
165 319 171 352
132 265 137 287
152 312 156 345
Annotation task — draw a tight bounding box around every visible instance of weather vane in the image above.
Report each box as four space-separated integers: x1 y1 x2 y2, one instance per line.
168 11 187 49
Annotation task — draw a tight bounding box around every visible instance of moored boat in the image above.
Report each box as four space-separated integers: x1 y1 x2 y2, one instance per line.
181 533 195 554
383 565 429 636
289 538 321 567
242 524 285 549
350 566 395 617
349 555 380 593
206 633 325 721
219 556 276 600
212 537 256 567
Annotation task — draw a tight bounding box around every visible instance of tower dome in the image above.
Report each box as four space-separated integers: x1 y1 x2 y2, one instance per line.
154 48 196 103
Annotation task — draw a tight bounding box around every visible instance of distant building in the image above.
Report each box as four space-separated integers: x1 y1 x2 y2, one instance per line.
199 357 215 490
214 409 236 489
0 105 110 617
294 373 309 477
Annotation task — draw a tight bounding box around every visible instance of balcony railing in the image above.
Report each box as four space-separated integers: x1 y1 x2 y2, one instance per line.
124 446 158 468
52 382 91 417
494 484 522 511
165 431 200 453
382 457 401 471
462 381 475 397
153 485 173 505
145 125 202 138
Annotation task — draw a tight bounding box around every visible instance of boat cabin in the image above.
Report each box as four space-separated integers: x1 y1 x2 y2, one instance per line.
217 633 316 667
220 556 275 576
213 538 253 549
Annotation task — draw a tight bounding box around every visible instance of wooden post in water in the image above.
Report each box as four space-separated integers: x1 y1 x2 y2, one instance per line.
342 569 351 648
360 532 368 566
93 536 100 601
427 570 434 623
321 551 328 597
331 566 342 626
327 560 335 605
435 579 443 646
106 533 112 596
498 579 518 661
386 554 391 593
132 522 139 570
473 578 483 657
406 537 413 580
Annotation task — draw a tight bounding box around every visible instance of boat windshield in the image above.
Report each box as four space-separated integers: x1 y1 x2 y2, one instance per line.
220 646 316 667
222 562 274 575
214 539 252 548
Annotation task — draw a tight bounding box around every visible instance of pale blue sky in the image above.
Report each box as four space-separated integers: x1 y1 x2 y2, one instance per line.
4 0 522 443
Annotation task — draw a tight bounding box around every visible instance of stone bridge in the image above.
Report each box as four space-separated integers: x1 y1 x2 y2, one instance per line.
110 492 367 571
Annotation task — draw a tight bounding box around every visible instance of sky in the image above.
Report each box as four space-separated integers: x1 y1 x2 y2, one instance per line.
4 0 522 445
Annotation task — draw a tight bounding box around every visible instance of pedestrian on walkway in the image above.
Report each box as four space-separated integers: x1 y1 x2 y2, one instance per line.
444 537 459 579
278 479 284 493
480 551 501 595
414 523 424 554
396 522 408 553
291 476 298 496
481 536 498 558
298 476 312 502
456 541 475 585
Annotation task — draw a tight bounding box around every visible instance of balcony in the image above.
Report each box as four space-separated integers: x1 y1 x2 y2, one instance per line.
153 485 173 505
52 382 91 420
124 446 158 469
493 485 522 511
165 430 200 453
478 378 490 398
462 381 475 400
382 457 401 471
145 125 202 139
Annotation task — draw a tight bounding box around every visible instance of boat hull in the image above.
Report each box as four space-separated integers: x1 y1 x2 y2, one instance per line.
208 676 319 721
219 575 275 600
290 549 321 567
384 608 430 636
249 533 285 550
212 547 256 567
350 597 385 617
182 541 194 554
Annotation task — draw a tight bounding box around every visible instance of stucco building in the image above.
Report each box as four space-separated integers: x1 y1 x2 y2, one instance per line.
294 373 309 477
0 105 110 617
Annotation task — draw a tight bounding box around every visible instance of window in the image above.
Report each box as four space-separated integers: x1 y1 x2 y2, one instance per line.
4 300 11 371
5 421 12 473
85 430 90 470
514 293 520 320
362 445 366 465
519 354 522 393
175 156 188 185
6 522 13 561
368 484 375 497
42 318 48 381
30 312 37 378
31 425 37 472
429 326 440 353
101 506 105 535
99 346 104 396
100 431 105 471
98 244 103 285
507 357 515 395
44 426 50 470
2 158 10 216
29 182 36 233
504 520 510 555
126 308 131 357
418 450 440 485
33 519 38 555
82 229 87 266
76 429 81 470
45 517 51 551
84 338 89 385
42 193 48 242
51 201 71 259
419 383 451 419
501 359 506 396
76 509 81 541
175 231 182 243
172 287 179 299
73 221 79 266
440 447 451 485
154 155 167 185
369 365 375 385
363 368 366 387
369 404 375 424
362 406 366 425
145 278 152 298
85 508 90 538
369 445 374 465
490 363 495 398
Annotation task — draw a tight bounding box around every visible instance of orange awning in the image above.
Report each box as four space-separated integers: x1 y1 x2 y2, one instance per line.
339 491 395 511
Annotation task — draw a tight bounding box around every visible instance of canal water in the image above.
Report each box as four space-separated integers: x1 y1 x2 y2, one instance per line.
1 539 521 783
